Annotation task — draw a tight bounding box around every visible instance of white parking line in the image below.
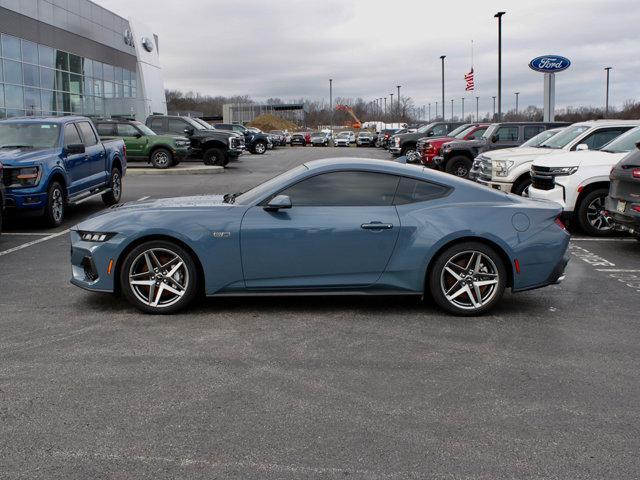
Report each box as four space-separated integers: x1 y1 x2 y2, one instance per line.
0 229 70 257
137 196 150 201
571 237 635 242
2 232 53 236
596 269 640 273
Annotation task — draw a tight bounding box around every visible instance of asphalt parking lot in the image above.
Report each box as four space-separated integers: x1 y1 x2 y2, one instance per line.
1 146 639 479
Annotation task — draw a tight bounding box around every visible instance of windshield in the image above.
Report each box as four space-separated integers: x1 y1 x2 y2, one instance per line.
520 129 560 147
337 132 350 138
448 125 470 138
270 130 283 134
539 125 589 149
183 118 205 130
235 165 308 205
482 125 499 139
417 123 437 134
133 122 156 136
600 127 640 153
0 122 60 149
193 119 213 129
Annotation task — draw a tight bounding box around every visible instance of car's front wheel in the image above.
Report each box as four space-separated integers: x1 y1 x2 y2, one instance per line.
203 148 225 166
577 188 614 236
150 148 173 169
120 240 199 314
429 241 507 316
445 156 472 178
252 141 267 154
43 181 65 227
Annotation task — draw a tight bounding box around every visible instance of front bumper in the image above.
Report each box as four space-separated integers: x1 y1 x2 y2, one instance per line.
389 145 401 154
476 178 514 193
528 185 567 210
5 185 48 210
69 230 127 293
174 146 190 159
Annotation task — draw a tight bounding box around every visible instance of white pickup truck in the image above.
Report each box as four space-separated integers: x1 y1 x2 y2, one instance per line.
528 126 640 236
473 120 640 196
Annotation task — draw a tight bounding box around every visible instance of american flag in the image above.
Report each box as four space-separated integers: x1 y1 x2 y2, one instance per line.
464 68 474 91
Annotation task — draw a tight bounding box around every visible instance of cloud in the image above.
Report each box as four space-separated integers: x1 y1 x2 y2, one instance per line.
97 0 639 114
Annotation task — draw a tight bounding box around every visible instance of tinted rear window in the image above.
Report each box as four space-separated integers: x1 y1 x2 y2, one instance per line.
394 177 449 205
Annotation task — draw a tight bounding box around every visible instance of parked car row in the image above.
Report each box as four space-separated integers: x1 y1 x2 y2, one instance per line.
391 118 640 238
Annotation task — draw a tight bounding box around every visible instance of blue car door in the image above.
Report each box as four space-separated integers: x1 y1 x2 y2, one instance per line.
76 121 107 188
62 123 89 195
240 171 401 289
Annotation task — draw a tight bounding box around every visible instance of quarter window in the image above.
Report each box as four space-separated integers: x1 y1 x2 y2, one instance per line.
279 171 400 206
394 177 449 205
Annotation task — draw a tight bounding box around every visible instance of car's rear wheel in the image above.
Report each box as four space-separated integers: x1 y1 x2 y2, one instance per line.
577 188 614 236
43 181 65 227
445 156 472 178
429 241 507 316
203 148 225 166
102 167 122 206
120 240 198 314
150 148 173 169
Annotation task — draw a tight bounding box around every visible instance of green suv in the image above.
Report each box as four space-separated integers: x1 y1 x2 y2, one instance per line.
95 119 190 169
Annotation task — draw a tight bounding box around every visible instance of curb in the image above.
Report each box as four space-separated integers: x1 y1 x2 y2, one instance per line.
127 165 225 175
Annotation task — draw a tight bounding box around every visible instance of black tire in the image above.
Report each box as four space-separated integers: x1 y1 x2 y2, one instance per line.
577 188 614 236
445 156 472 178
252 141 267 155
149 148 173 169
102 167 123 206
120 240 199 314
203 148 225 166
428 241 507 316
43 181 65 227
512 176 532 197
400 144 416 156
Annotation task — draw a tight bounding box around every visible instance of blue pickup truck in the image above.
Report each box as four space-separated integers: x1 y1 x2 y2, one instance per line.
0 116 126 227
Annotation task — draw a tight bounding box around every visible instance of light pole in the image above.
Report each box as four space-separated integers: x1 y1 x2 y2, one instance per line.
440 55 446 121
515 92 519 115
384 97 387 116
428 103 431 121
492 96 496 119
329 78 333 133
604 67 612 118
390 93 394 119
476 96 479 122
450 98 454 120
494 11 505 121
397 85 401 117
435 101 438 120
461 97 465 121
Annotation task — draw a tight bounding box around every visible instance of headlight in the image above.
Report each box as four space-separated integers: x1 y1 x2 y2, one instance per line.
493 160 514 177
442 144 452 152
394 137 400 146
549 166 579 176
79 231 116 242
6 166 41 188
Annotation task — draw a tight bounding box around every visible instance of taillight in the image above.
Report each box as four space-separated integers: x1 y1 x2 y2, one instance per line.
632 205 640 213
633 168 640 178
555 216 567 231
122 144 127 158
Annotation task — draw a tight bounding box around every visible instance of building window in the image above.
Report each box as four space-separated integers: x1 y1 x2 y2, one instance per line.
38 45 55 68
1 34 21 60
3 59 22 85
23 64 40 87
4 85 23 109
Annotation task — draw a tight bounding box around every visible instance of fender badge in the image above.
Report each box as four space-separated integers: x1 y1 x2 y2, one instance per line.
212 232 231 238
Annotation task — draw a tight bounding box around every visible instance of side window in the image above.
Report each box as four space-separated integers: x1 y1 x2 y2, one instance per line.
524 126 544 141
495 126 518 142
64 123 82 147
432 124 448 136
149 118 164 132
77 122 98 146
215 124 231 130
117 123 140 137
167 118 188 135
95 123 115 137
394 177 449 205
467 127 488 139
581 128 632 150
279 171 400 207
232 125 245 133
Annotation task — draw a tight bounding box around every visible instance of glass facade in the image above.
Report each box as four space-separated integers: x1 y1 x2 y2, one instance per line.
0 33 137 119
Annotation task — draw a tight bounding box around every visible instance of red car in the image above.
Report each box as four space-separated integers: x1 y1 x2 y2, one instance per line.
304 132 312 145
418 123 490 166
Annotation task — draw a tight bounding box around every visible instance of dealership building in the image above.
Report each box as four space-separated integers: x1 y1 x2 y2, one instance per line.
0 0 166 122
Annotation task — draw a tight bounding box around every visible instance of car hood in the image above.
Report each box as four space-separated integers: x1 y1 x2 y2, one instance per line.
0 147 59 166
483 147 556 160
445 139 486 149
533 150 629 168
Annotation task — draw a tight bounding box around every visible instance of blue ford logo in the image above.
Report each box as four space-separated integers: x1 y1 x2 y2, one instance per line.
529 55 571 73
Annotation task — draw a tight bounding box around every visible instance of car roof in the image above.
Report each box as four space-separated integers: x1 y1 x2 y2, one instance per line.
566 119 640 127
0 115 88 124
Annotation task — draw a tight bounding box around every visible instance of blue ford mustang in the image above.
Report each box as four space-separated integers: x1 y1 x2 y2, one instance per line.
70 158 570 316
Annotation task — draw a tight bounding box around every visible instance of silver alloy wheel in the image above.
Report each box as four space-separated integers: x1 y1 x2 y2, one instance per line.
440 250 500 310
153 150 169 167
586 195 612 231
128 248 189 308
255 142 266 154
112 171 121 200
51 188 63 222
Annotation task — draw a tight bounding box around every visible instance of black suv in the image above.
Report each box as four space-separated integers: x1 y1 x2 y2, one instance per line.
146 115 244 166
389 122 464 157
438 122 569 178
606 146 640 240
214 123 272 155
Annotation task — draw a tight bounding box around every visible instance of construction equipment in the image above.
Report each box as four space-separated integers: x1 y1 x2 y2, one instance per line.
335 104 362 129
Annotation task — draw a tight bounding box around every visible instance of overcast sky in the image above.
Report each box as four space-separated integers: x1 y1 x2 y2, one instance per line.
97 0 638 115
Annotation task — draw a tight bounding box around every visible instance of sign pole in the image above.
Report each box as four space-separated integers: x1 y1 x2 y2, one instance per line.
543 73 555 122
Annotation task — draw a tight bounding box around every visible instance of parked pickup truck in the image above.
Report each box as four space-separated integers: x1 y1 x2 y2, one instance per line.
471 120 639 195
95 118 190 169
146 115 244 166
213 123 272 155
417 123 490 166
529 126 640 236
435 122 568 178
0 116 126 227
389 122 463 157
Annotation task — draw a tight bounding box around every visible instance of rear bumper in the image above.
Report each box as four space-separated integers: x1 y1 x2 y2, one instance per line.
512 252 570 292
605 196 640 232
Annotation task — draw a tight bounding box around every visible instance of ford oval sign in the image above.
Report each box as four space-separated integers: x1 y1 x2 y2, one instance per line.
529 55 571 73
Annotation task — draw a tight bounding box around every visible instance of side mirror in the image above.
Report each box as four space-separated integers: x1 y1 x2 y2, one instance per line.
184 127 194 136
65 143 85 155
427 131 434 136
491 134 499 143
264 194 292 211
576 143 589 151
467 135 475 140
134 133 142 138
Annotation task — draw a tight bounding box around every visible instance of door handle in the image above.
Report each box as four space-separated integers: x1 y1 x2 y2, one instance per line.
361 222 393 230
